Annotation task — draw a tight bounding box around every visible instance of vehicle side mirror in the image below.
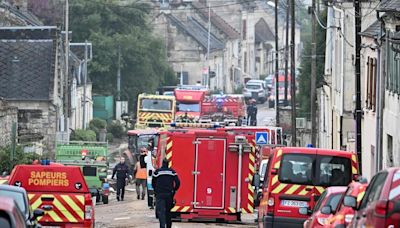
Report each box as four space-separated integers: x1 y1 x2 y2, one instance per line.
252 173 261 187
320 205 332 215
343 195 357 209
33 209 45 219
299 207 312 216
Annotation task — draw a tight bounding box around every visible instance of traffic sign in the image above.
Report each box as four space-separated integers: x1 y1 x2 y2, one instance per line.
255 132 268 145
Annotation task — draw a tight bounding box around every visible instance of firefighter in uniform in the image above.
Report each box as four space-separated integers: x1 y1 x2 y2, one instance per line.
152 158 180 228
112 157 130 201
247 99 258 126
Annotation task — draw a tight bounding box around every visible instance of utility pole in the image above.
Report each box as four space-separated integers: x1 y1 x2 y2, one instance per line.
117 46 121 101
207 3 211 88
284 0 290 105
64 0 69 133
82 41 88 129
290 0 296 146
310 0 317 146
275 0 280 126
354 0 362 173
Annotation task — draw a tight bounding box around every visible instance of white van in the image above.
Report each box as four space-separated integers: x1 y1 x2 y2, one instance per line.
243 80 268 103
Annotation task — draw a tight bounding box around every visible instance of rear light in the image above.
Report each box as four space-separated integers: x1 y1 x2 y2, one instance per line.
374 200 394 217
344 214 354 224
317 217 327 225
268 197 274 207
85 205 93 220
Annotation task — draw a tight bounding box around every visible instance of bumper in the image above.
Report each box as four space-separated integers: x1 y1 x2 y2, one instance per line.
263 215 305 228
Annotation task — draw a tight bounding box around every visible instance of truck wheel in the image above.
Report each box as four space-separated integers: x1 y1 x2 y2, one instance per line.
102 195 109 204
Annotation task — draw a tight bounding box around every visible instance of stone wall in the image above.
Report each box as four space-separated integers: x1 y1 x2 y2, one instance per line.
8 101 57 156
0 100 18 147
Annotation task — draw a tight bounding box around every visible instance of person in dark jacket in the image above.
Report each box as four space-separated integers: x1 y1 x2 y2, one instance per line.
152 158 180 228
112 157 130 201
247 99 258 126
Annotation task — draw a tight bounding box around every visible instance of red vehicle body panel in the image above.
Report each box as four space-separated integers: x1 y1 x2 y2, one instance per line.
201 96 246 119
350 168 400 228
0 196 27 227
156 128 256 221
9 165 94 228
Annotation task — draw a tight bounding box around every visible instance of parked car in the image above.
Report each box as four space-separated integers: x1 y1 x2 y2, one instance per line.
0 196 27 228
0 185 44 228
346 167 400 228
243 79 268 103
300 186 346 228
325 181 368 227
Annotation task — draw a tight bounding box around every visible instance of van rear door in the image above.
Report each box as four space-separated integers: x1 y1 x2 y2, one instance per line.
271 149 317 220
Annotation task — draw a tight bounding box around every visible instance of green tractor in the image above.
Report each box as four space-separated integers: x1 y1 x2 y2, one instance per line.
55 141 110 204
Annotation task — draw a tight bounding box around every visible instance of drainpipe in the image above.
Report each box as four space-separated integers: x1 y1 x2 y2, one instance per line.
374 45 381 173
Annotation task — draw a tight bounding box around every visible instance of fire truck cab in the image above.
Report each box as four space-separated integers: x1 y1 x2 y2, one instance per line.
8 164 95 228
156 126 257 222
174 86 208 122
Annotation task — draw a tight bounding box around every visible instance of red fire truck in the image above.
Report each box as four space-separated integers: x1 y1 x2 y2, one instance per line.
174 87 208 122
154 124 283 222
200 95 246 126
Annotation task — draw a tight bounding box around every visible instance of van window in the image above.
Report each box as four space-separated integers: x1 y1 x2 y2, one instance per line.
246 84 261 90
83 166 97 176
279 154 313 185
317 156 351 186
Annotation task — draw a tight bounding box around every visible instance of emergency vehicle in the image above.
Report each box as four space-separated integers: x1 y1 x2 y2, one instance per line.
154 124 283 222
174 87 207 122
8 164 95 228
257 147 359 228
136 93 176 128
126 129 159 169
200 94 246 126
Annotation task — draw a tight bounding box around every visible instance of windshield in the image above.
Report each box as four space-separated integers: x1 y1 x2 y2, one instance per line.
279 153 352 186
246 84 261 90
326 193 343 212
140 99 172 111
265 78 273 85
0 190 26 215
177 103 200 112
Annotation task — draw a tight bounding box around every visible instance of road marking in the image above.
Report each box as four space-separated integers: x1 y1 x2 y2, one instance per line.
114 217 131 220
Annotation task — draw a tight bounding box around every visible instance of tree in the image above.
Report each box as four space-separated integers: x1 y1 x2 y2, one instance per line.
297 9 327 118
67 0 177 109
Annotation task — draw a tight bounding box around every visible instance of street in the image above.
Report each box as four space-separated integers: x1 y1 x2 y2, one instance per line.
95 104 273 228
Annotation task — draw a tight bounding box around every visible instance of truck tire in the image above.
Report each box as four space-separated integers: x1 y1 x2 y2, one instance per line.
102 195 109 204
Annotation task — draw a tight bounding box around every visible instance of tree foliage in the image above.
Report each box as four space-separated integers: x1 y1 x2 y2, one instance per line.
68 0 177 109
0 146 42 173
297 9 327 118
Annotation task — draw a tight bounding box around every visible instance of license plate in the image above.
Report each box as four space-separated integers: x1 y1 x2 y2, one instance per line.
280 200 308 207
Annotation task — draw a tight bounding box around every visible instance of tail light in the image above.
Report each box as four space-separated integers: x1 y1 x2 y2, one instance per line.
85 205 93 220
374 200 394 217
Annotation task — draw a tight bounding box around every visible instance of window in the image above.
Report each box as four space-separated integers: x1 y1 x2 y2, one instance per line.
141 99 172 111
83 166 97 177
359 172 388 209
317 156 351 187
177 103 200 112
244 51 248 73
387 45 400 94
327 193 344 212
245 84 261 90
0 191 26 216
279 154 314 185
366 57 377 111
387 134 393 167
242 19 247 40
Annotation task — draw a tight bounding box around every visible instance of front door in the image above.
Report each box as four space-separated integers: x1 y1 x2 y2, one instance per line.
194 138 226 209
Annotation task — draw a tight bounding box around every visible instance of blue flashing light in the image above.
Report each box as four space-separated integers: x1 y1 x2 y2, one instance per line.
41 159 50 165
170 122 177 127
306 144 314 148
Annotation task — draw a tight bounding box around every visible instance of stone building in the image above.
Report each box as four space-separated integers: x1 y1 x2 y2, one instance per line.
0 99 18 147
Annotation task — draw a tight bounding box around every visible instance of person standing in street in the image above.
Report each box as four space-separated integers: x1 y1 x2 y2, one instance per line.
247 99 258 126
134 148 148 200
152 158 180 228
112 156 130 201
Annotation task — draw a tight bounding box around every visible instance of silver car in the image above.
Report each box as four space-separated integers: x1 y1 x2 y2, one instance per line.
243 80 268 103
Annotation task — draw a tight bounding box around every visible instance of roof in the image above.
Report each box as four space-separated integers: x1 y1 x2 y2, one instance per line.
0 27 57 101
191 1 240 39
127 129 158 136
255 18 275 43
378 0 400 12
167 14 224 52
360 20 382 38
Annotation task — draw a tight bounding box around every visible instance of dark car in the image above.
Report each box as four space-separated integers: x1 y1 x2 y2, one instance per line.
0 185 44 228
0 196 27 228
346 167 400 228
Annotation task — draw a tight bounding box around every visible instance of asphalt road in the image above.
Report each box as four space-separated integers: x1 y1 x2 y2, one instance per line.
95 186 257 228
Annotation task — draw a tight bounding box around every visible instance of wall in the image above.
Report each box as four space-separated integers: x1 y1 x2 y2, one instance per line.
0 100 18 147
7 101 57 156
